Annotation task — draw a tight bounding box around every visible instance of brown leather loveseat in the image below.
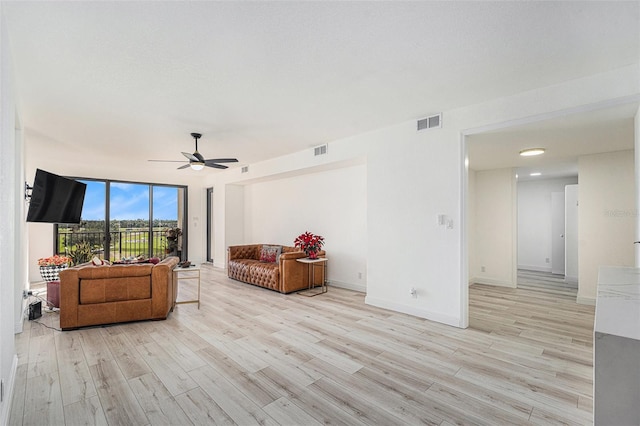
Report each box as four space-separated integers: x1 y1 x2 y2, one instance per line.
227 244 325 293
59 256 179 330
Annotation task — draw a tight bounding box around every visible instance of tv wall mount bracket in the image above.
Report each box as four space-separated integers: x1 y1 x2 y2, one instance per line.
25 182 33 201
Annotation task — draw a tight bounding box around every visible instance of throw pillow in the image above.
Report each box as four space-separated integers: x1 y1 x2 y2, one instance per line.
260 245 282 263
91 256 111 266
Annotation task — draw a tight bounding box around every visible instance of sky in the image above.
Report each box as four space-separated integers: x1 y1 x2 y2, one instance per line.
80 180 178 221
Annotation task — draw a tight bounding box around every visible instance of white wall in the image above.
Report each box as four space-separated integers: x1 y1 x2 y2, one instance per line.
636 106 640 266
0 11 19 423
565 184 579 282
517 177 578 272
471 168 517 287
579 150 635 304
243 165 367 291
224 184 245 251
203 64 638 328
467 169 477 284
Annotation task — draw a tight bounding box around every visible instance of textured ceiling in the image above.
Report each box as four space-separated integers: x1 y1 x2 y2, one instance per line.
2 1 639 172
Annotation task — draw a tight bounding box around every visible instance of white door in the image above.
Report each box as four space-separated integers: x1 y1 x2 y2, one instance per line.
565 185 579 283
551 191 565 275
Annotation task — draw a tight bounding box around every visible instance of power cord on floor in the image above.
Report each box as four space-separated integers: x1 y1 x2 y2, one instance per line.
30 320 61 332
22 292 62 331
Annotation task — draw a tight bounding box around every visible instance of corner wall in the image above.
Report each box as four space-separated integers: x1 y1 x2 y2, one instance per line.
470 168 517 287
244 164 367 291
0 10 19 423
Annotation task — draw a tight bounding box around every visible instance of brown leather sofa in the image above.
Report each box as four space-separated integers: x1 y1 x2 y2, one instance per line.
227 244 325 293
59 256 179 330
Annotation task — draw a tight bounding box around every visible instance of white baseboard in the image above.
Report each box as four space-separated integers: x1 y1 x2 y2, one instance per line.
0 355 18 426
364 296 462 328
577 296 596 306
471 277 517 288
328 280 366 293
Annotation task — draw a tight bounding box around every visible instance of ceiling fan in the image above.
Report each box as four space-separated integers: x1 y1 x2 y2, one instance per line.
148 133 239 170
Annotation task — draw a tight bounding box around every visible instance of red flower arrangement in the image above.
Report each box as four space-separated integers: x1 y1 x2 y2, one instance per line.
294 231 325 259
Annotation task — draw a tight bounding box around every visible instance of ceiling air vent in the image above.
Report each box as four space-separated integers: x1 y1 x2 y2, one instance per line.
417 113 442 131
314 144 328 156
241 166 249 173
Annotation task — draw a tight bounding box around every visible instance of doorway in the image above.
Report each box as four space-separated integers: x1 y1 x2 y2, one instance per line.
515 176 578 296
206 187 214 263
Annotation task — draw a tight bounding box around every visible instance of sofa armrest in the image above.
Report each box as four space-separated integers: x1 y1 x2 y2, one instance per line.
151 256 180 318
59 267 80 329
279 251 307 261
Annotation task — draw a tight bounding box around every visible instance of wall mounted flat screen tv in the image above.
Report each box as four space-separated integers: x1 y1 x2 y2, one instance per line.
26 169 87 224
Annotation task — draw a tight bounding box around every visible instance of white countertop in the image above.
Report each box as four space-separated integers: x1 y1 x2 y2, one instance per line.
595 266 640 341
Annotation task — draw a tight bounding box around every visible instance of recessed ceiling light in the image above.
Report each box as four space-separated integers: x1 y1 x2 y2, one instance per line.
520 148 545 157
530 172 542 177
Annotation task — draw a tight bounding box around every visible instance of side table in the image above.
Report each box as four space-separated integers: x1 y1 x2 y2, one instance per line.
296 257 328 297
173 266 200 309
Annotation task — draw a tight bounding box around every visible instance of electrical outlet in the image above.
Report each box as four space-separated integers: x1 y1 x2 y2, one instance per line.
481 266 486 273
546 258 550 263
410 287 417 298
358 272 363 279
23 290 33 299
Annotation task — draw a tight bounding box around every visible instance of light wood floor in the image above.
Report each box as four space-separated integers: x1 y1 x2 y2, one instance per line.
517 269 578 300
10 266 595 425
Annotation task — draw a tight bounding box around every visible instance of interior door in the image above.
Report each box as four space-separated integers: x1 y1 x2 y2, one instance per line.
551 191 565 275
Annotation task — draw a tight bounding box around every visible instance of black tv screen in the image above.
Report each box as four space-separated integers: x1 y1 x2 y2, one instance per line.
26 169 87 224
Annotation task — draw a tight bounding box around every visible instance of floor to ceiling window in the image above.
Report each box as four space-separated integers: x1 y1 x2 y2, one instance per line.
56 179 187 262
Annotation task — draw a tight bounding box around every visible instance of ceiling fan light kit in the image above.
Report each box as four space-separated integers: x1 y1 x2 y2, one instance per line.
519 147 545 157
148 132 239 171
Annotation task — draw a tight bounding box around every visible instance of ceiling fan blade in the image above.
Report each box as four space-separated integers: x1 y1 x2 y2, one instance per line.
148 159 186 163
182 152 199 162
205 163 228 169
204 158 238 164
177 164 191 170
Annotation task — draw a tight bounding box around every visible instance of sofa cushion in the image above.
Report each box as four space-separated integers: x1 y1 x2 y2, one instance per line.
80 276 152 304
249 262 280 290
260 245 281 263
228 259 260 283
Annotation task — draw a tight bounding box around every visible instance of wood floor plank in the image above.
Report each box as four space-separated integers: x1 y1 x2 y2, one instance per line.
10 264 597 425
262 396 324 426
62 395 109 426
174 387 235 425
135 340 199 396
188 364 278 426
89 359 149 426
128 372 193 425
23 371 65 426
56 346 98 405
101 332 152 380
26 334 57 379
8 364 28 426
78 329 114 367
